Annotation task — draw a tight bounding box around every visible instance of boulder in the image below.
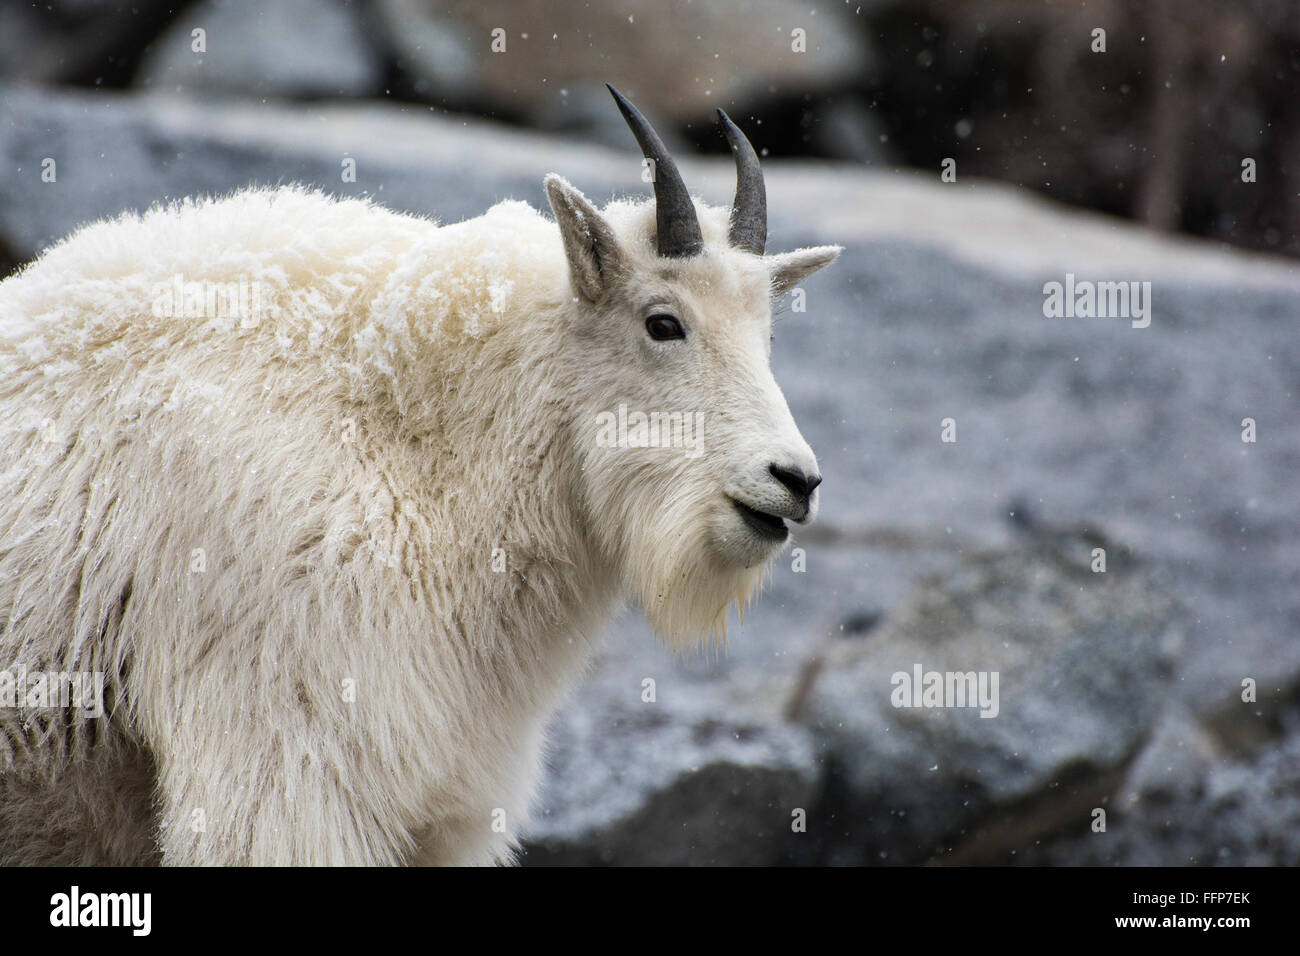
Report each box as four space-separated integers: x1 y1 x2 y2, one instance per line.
1018 702 1300 865
523 697 821 865
799 530 1185 864
134 0 382 99
373 0 874 122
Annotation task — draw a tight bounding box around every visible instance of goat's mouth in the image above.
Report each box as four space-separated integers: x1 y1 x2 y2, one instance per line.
730 498 790 542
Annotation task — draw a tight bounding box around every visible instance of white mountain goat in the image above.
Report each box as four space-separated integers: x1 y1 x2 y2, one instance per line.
0 86 839 865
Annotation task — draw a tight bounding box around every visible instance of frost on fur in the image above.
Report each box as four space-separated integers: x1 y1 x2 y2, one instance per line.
0 88 838 865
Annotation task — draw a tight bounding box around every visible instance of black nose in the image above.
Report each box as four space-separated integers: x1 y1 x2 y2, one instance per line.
769 463 822 500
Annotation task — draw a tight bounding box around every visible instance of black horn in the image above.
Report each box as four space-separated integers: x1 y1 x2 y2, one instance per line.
716 108 766 255
607 84 704 258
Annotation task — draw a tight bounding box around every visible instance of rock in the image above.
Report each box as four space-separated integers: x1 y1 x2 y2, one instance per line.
1123 709 1220 810
1118 705 1223 809
522 698 820 865
373 0 874 122
1017 705 1300 865
799 531 1185 864
809 94 894 164
134 0 382 99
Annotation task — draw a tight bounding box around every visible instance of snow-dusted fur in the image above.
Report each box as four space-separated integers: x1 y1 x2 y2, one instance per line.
0 179 838 865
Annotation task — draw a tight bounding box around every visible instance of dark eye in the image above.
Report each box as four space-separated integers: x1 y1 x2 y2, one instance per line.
645 313 685 341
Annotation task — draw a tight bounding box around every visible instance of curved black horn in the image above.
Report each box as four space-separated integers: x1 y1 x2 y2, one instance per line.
716 108 766 255
607 83 704 258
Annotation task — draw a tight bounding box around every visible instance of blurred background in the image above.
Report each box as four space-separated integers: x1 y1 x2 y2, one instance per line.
1 0 1297 864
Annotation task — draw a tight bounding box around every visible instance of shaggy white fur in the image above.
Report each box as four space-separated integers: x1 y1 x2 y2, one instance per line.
0 178 838 865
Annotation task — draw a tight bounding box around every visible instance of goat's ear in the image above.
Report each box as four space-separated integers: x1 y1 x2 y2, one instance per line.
545 174 624 303
767 245 842 298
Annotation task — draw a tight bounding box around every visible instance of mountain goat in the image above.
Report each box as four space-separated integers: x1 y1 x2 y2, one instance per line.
0 85 839 865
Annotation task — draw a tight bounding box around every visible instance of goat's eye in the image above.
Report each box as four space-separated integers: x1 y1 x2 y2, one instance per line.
645 313 685 341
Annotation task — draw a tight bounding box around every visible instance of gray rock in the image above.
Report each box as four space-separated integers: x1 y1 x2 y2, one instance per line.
522 698 820 865
812 94 895 164
799 531 1185 864
134 0 382 99
373 0 874 121
1018 710 1300 866
1118 704 1223 809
